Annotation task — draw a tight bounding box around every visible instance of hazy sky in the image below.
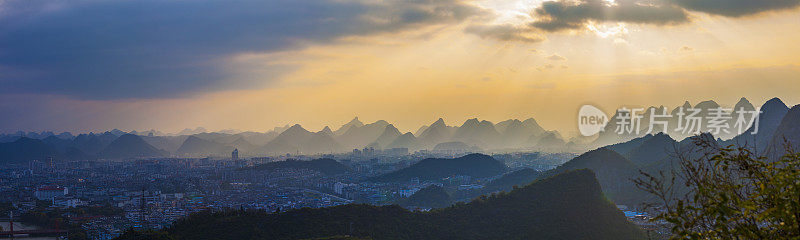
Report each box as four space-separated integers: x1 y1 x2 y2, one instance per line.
2 0 800 135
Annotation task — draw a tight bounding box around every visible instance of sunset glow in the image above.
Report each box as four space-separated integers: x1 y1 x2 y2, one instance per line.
2 0 799 136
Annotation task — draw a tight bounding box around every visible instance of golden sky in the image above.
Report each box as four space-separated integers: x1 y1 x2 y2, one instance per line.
2 0 800 135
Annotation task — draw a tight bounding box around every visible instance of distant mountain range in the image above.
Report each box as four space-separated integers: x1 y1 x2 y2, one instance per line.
98 134 168 159
176 136 234 157
2 97 798 162
0 137 62 164
765 104 800 158
117 170 644 240
593 97 766 147
0 116 559 160
444 109 799 207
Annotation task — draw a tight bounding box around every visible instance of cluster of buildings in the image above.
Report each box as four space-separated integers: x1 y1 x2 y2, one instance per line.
0 150 574 239
351 147 409 158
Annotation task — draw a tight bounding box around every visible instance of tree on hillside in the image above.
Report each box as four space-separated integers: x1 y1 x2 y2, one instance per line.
635 137 800 239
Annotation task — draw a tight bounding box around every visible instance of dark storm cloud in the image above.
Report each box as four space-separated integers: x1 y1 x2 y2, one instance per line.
669 0 800 17
531 0 689 32
0 0 485 99
530 0 800 32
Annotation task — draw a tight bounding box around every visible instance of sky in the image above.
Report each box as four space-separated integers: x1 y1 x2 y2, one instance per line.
2 0 800 136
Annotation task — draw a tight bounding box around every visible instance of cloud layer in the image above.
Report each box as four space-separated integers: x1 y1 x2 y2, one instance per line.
2 0 799 101
530 0 800 32
670 0 800 17
532 0 689 31
0 0 485 99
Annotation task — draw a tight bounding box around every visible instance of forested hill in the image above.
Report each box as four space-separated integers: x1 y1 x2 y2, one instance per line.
116 169 644 240
369 153 507 182
397 185 451 209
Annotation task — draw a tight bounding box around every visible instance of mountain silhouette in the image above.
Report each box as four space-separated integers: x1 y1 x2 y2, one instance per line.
691 100 722 134
228 137 259 154
728 97 789 153
369 124 402 149
631 106 668 136
4 96 790 159
41 135 72 152
71 133 111 154
522 118 546 134
236 130 281 146
605 134 653 156
0 137 59 164
303 131 345 154
263 124 314 154
386 132 418 150
176 127 208 136
176 136 234 157
335 120 390 149
666 101 695 140
721 97 756 139
370 153 506 182
594 109 641 147
98 134 167 159
766 104 800 158
141 135 186 153
416 118 454 149
319 126 334 136
546 148 640 204
497 118 544 148
334 117 365 136
591 97 780 148
625 132 677 167
414 125 429 136
531 131 566 151
452 118 502 149
482 168 543 193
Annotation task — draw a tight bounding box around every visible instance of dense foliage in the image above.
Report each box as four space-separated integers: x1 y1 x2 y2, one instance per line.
636 137 800 239
117 170 644 240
